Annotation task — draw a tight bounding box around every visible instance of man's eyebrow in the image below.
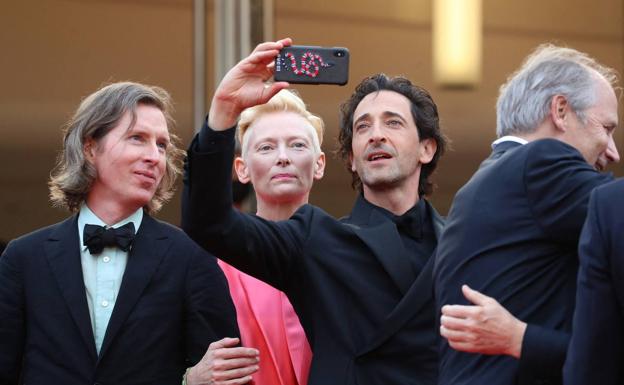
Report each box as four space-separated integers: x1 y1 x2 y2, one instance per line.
353 113 371 125
382 111 407 121
354 111 408 124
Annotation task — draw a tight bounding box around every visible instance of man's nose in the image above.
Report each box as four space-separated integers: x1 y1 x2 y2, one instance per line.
367 123 386 144
606 136 620 164
144 141 162 163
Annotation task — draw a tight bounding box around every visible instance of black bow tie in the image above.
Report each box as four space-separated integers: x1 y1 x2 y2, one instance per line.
394 214 421 240
83 222 136 255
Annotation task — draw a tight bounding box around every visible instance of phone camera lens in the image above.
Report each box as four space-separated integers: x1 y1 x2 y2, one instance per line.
334 50 345 57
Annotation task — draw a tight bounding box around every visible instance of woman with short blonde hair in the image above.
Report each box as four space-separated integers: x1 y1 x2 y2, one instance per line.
217 88 324 385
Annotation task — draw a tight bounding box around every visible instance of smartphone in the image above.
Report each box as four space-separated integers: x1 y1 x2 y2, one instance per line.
274 45 349 85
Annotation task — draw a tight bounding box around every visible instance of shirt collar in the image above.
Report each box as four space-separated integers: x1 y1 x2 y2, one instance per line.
491 135 528 149
361 197 426 240
78 204 143 252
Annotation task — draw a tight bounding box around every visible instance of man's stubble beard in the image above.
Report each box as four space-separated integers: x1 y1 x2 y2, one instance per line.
357 162 404 191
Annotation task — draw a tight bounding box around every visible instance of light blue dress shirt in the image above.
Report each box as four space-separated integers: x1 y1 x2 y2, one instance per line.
77 204 143 354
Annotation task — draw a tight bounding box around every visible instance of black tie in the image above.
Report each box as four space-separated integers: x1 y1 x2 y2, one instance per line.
83 222 136 255
394 214 420 240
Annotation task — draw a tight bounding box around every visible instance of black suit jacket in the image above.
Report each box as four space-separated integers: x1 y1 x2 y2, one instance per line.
181 126 445 385
433 139 613 385
563 179 624 385
0 213 238 385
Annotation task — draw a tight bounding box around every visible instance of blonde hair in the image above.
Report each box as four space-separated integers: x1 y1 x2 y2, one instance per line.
237 89 324 155
48 81 185 214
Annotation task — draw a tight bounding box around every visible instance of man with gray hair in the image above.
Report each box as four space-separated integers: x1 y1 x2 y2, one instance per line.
0 82 240 384
433 44 619 385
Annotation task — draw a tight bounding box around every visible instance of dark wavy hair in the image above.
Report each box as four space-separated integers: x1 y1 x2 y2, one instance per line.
338 73 447 196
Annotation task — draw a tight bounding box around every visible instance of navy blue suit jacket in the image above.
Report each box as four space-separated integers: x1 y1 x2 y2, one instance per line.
564 179 624 385
434 139 613 385
181 126 444 385
0 213 238 385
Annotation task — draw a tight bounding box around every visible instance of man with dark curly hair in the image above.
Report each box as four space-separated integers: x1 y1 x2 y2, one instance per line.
182 38 446 385
337 73 446 198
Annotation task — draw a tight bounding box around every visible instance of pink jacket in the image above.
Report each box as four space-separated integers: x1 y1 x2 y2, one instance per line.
219 260 312 385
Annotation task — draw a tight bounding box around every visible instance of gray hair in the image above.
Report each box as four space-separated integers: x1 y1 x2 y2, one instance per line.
496 44 618 137
48 81 185 214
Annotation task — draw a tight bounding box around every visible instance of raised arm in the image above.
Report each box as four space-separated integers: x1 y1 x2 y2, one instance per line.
208 38 291 131
181 38 309 290
181 39 310 385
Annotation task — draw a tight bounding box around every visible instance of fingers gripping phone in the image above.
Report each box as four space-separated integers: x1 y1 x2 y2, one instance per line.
274 45 349 85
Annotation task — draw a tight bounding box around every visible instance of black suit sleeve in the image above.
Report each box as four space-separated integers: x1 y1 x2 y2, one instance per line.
518 139 613 381
183 242 240 366
181 119 308 291
0 242 25 384
564 183 624 385
518 324 568 383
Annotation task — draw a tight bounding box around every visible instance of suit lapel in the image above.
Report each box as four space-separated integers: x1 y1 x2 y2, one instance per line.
352 221 414 295
98 215 170 360
355 200 445 355
357 250 435 355
346 195 413 295
44 215 98 361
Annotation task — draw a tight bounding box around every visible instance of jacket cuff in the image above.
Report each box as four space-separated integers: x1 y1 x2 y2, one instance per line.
196 116 236 152
518 323 569 382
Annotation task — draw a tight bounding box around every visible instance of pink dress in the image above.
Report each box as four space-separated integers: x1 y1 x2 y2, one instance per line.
218 260 312 385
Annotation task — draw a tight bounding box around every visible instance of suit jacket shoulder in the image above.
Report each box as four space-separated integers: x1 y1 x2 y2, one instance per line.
4 216 75 254
520 138 613 245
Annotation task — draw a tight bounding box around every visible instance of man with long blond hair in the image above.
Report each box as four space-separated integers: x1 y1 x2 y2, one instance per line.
0 81 238 384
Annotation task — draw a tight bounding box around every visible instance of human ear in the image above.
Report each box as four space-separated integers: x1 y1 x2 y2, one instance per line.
83 138 96 163
313 152 326 180
550 95 569 132
234 156 251 184
418 138 437 165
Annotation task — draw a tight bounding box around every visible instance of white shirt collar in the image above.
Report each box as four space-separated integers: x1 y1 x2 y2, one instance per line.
491 135 529 149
